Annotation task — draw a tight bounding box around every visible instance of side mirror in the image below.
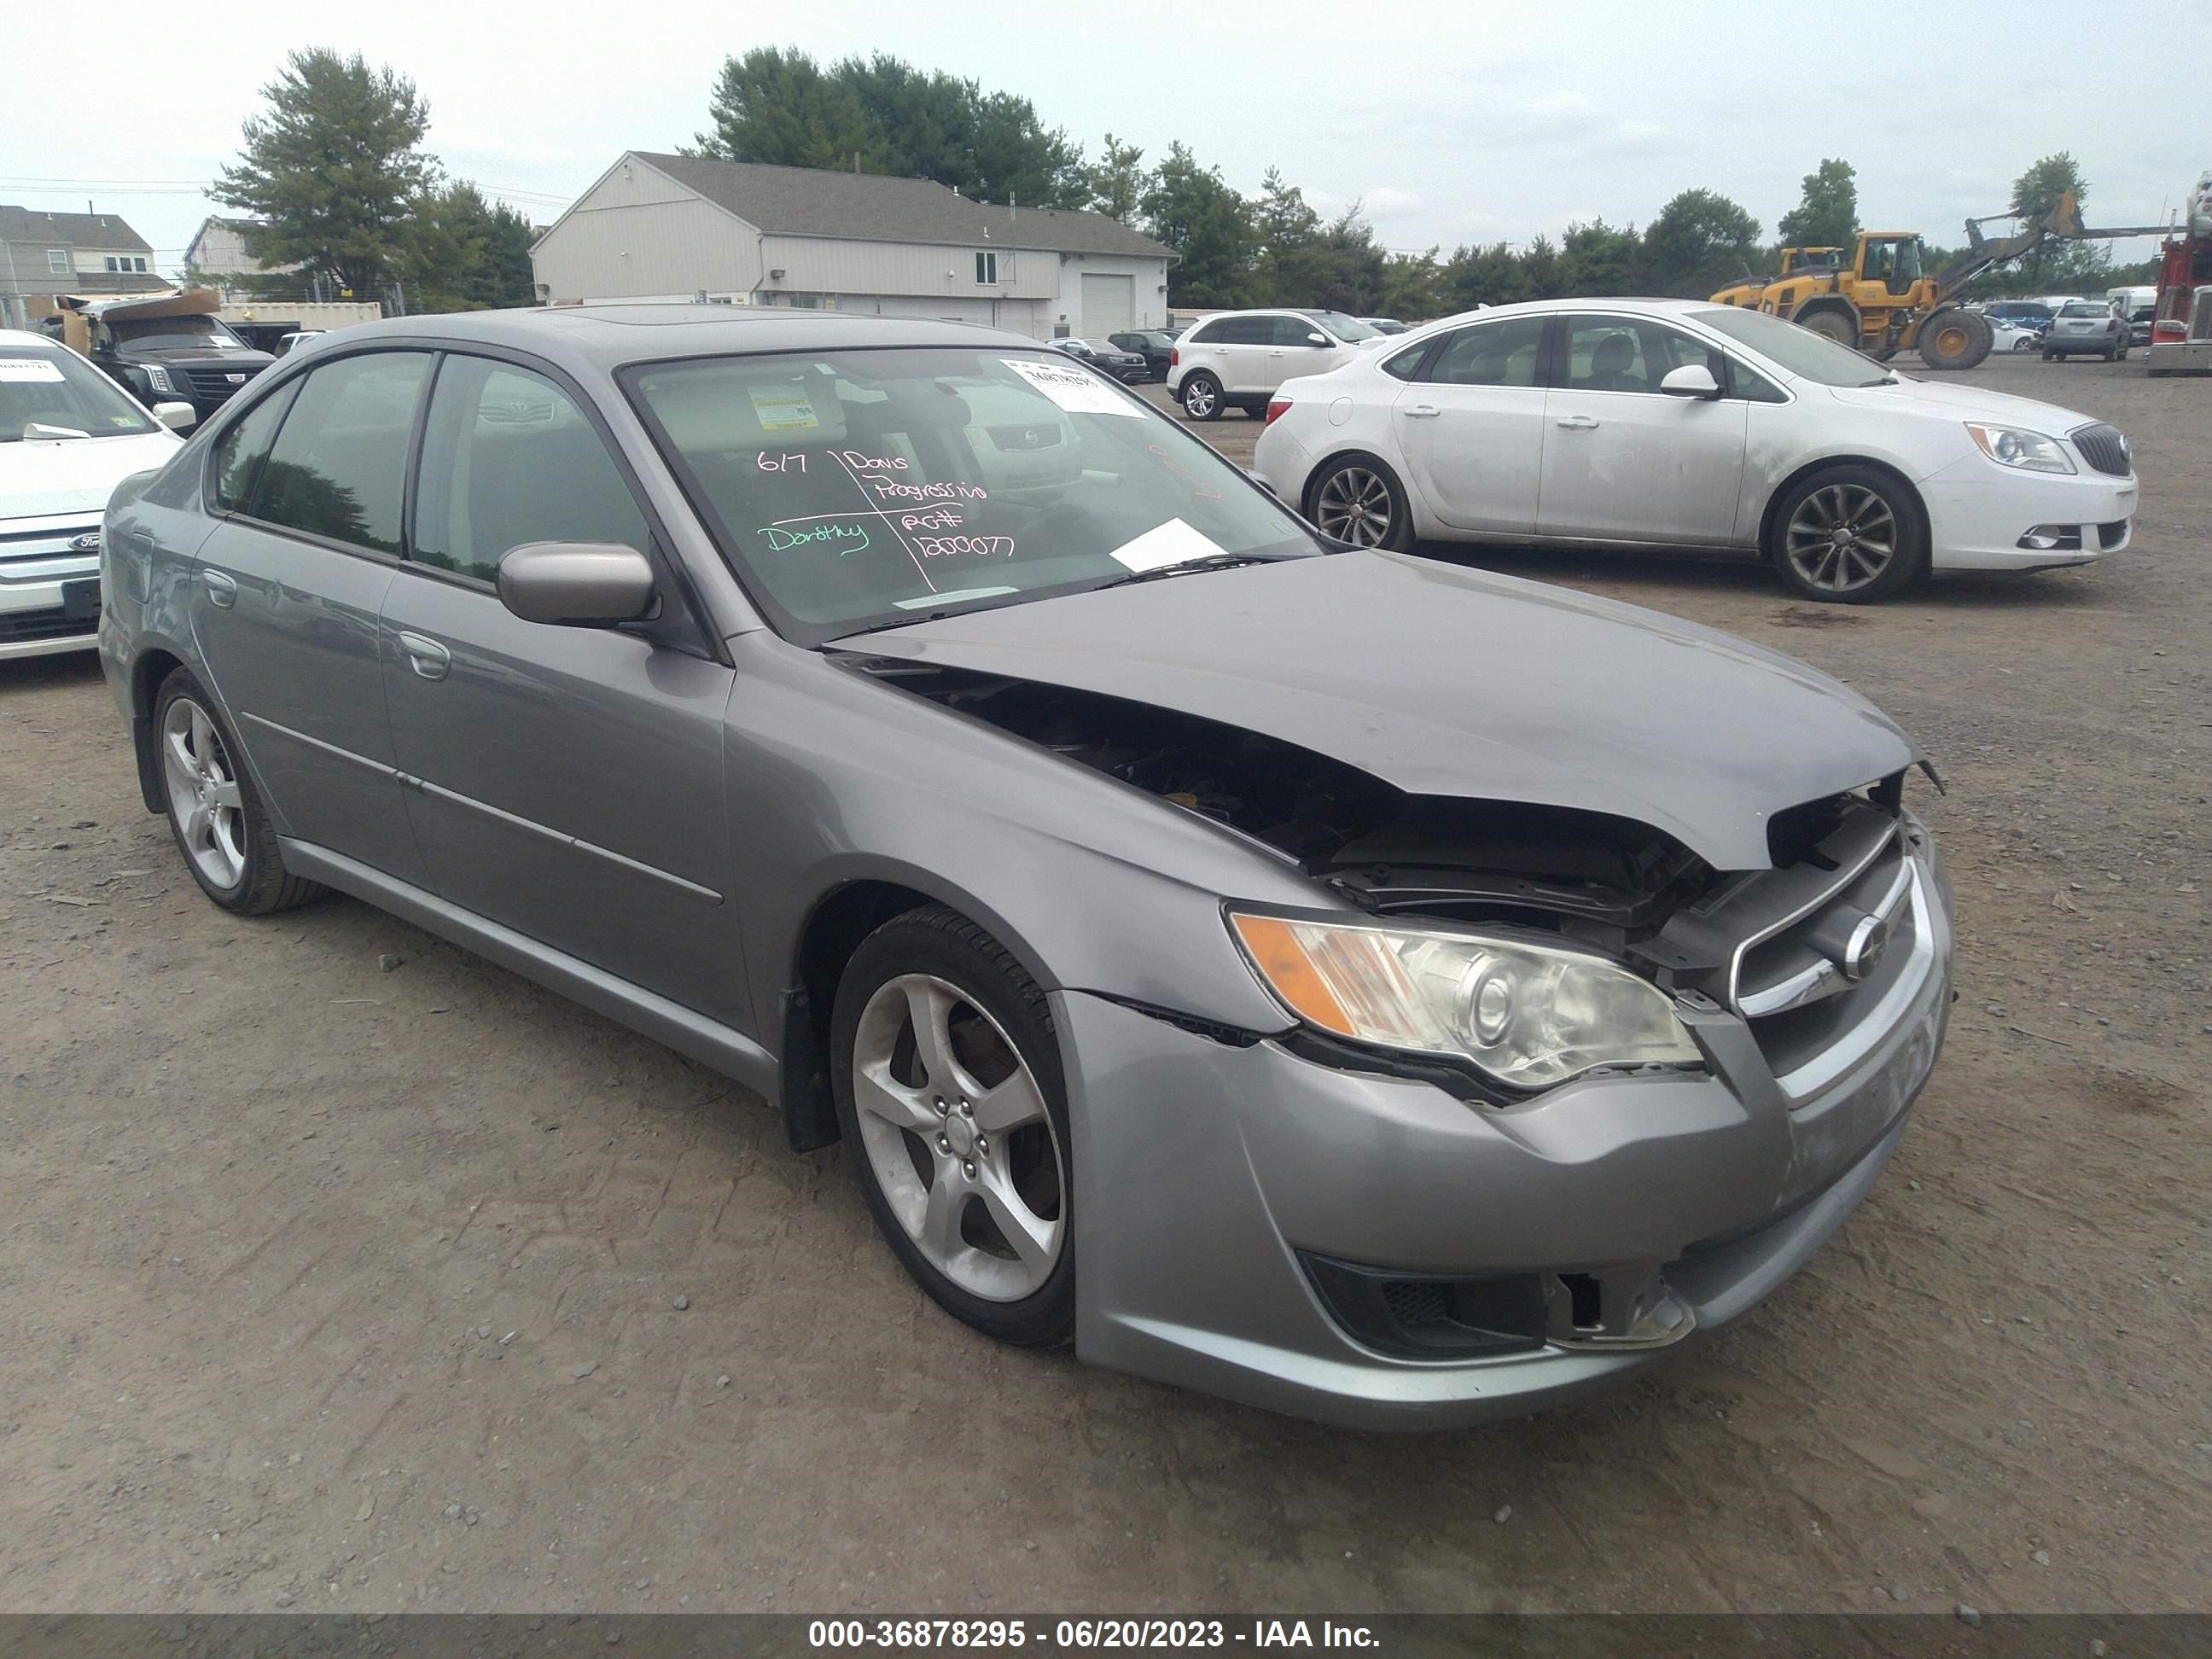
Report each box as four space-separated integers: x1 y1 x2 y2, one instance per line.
1305 332 1329 346
1659 364 1723 401
152 400 197 431
497 542 656 626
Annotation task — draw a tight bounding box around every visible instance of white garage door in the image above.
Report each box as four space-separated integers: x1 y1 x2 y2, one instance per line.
1080 272 1134 338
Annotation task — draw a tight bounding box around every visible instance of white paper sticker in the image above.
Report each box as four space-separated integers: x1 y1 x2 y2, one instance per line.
748 384 821 430
0 358 67 383
1106 517 1225 574
1004 356 1144 417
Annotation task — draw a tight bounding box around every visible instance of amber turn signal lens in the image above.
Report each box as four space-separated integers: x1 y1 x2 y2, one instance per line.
1231 913 1352 1035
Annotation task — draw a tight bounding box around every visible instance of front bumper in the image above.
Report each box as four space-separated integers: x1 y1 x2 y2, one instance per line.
1061 841 1953 1430
0 524 102 661
1918 460 2137 572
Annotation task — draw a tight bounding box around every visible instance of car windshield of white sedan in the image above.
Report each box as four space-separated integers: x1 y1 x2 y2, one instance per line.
1689 306 1894 387
0 347 157 442
626 348 1318 641
1301 311 1377 341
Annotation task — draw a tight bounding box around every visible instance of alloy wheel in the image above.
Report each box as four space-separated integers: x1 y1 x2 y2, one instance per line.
161 696 247 889
1313 465 1396 546
1784 483 1898 595
1183 379 1217 418
849 973 1065 1302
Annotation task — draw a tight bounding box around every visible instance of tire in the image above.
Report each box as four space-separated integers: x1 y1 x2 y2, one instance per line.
1767 464 1929 604
1179 371 1223 421
1917 308 1994 370
153 667 323 915
1306 453 1413 550
1797 309 1859 350
830 905 1074 1350
2013 337 2037 352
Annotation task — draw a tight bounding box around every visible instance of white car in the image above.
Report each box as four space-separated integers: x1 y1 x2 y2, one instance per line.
1168 309 1381 422
1986 316 2041 354
1253 298 2139 602
2 329 193 659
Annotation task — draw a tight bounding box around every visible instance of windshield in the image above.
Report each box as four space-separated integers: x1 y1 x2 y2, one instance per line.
1690 306 1890 386
108 315 250 353
0 346 158 442
625 347 1318 645
1300 311 1377 341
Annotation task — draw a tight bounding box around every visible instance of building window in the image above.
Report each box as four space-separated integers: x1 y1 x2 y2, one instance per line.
48 249 69 273
975 251 998 285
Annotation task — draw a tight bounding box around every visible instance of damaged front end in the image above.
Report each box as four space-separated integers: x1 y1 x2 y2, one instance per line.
842 654 1928 1093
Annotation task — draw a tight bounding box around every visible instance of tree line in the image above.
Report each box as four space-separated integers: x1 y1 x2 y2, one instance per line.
206 44 2146 323
701 46 2139 312
205 49 537 313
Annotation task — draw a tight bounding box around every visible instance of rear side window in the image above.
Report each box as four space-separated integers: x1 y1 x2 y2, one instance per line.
247 352 432 553
212 380 300 510
411 356 650 584
1381 340 1429 381
1428 317 1548 387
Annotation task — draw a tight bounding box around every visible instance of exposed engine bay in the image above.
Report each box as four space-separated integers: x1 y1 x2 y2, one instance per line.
841 658 1906 965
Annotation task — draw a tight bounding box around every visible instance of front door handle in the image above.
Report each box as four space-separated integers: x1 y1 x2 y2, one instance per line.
201 568 237 608
1403 404 1441 418
396 630 451 682
1556 414 1600 430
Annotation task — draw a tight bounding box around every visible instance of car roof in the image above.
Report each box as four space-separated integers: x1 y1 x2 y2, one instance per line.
295 305 1049 378
0 327 68 351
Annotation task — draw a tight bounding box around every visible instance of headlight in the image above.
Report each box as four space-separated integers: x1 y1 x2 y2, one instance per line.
1229 911 1703 1090
1965 422 2075 474
142 364 177 394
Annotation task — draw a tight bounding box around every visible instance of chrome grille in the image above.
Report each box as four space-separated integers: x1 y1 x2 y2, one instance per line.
2071 422 2131 477
183 367 257 410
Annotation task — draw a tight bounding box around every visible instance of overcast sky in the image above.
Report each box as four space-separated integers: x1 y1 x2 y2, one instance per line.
7 0 2203 271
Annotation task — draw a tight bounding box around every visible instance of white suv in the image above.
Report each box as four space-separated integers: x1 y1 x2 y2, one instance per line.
1168 310 1379 421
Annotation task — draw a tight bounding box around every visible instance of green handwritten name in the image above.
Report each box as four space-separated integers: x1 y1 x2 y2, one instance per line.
759 521 872 555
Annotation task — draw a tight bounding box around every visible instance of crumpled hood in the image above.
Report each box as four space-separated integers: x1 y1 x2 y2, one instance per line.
1830 373 2095 433
862 551 1917 871
0 429 181 520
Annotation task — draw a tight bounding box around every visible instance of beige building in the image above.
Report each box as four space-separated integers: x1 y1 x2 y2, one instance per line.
530 152 1173 340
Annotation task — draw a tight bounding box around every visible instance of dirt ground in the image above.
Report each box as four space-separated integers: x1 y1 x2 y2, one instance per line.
2 353 2206 1618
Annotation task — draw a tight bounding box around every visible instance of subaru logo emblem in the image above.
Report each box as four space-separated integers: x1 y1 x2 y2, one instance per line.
70 532 102 552
1840 913 1891 982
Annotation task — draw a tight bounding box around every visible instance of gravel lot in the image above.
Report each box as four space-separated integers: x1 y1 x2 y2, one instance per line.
2 353 2205 1616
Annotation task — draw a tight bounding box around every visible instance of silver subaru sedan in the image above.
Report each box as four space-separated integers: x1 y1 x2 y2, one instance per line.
99 306 1953 1429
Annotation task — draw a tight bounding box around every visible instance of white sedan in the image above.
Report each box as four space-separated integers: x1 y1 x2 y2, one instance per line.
1253 298 2139 602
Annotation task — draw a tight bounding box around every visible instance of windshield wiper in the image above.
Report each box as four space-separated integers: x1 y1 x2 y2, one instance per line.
1091 552 1272 590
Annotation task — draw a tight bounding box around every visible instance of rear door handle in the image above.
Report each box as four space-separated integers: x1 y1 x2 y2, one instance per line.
396 630 451 682
201 568 237 608
1556 414 1600 430
1403 404 1441 418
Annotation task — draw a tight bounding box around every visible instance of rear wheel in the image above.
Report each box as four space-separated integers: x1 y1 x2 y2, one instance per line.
1768 465 1928 603
1179 371 1222 421
1307 454 1412 550
154 667 323 914
1796 309 1859 350
831 907 1074 1349
1918 308 1994 370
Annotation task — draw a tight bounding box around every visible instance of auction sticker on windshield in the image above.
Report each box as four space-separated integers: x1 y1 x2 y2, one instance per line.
748 385 823 430
1004 357 1144 417
0 359 66 382
1109 516 1225 573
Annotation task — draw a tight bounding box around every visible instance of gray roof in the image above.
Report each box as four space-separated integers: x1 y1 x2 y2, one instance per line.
0 207 153 251
629 152 1171 260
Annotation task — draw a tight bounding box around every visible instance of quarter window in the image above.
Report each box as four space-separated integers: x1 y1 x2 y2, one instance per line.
1381 340 1429 381
1426 317 1548 387
246 352 432 554
212 381 302 511
411 357 650 585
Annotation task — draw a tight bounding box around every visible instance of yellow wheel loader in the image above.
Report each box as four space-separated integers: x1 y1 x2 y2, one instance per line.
1710 195 2167 370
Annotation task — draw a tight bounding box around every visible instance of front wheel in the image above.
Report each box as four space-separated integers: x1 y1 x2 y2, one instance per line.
1179 372 1222 421
1307 454 1412 550
831 907 1074 1349
154 667 323 914
1768 466 1928 603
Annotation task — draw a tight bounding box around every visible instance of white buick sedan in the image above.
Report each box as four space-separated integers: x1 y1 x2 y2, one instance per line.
1252 299 2139 602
